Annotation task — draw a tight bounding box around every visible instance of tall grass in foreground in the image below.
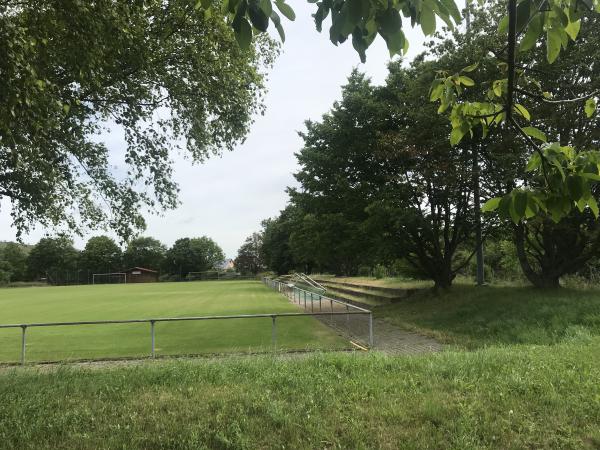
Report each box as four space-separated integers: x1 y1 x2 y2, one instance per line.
1 340 599 449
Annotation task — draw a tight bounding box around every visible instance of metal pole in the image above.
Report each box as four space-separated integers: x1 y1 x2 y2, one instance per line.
20 325 27 365
150 320 156 358
311 292 314 313
368 313 374 348
271 315 277 350
304 291 306 309
346 303 350 334
330 299 334 324
319 295 322 312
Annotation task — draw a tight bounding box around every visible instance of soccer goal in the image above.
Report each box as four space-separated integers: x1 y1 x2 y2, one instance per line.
92 272 127 284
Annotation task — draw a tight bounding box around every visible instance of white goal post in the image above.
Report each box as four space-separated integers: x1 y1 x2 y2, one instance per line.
92 272 127 285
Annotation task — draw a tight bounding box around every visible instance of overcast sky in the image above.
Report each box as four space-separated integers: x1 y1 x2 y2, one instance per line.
0 4 430 258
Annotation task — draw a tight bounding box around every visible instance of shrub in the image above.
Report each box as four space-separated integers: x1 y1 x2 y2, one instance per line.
373 264 387 279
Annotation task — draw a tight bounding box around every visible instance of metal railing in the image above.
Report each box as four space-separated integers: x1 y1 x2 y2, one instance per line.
263 277 373 348
293 273 327 293
0 297 372 366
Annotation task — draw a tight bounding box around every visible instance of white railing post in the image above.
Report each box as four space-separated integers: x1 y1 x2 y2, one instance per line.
369 313 374 348
150 320 156 358
271 315 277 350
20 325 27 365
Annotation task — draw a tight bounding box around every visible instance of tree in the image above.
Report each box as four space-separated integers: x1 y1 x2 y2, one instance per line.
0 242 29 281
286 61 504 287
1 1 278 240
79 236 122 276
234 232 265 274
260 213 296 275
165 237 225 277
26 237 79 282
288 71 391 275
123 237 166 271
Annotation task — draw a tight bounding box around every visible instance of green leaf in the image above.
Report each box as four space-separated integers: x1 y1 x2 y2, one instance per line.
248 4 270 32
525 152 542 171
430 80 444 101
450 127 465 146
519 13 543 52
514 191 528 218
462 62 479 73
275 0 295 20
498 15 509 34
589 196 599 218
585 98 597 118
522 126 547 142
234 18 253 50
439 0 462 23
514 104 531 121
258 0 272 17
458 76 475 86
481 197 501 212
420 5 436 36
270 10 285 42
378 7 401 35
547 27 562 63
565 19 581 40
347 0 363 24
386 29 406 57
581 172 600 181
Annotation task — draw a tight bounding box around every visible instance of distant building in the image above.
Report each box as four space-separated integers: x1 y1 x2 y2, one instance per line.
125 267 158 283
217 259 235 271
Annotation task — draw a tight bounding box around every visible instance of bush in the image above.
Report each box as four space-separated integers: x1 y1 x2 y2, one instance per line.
373 264 387 279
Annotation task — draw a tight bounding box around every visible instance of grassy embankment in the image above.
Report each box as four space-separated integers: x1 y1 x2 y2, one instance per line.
1 281 600 448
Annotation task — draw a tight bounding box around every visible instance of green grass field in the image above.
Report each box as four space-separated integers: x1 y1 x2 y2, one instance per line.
2 281 600 448
0 281 347 362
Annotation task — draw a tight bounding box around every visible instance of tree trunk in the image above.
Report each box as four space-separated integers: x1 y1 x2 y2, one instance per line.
514 224 561 289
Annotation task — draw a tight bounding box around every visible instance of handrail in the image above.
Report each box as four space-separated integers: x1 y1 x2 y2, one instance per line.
0 311 367 329
263 277 374 349
292 272 327 293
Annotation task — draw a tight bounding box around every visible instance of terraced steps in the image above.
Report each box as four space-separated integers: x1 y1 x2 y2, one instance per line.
313 278 416 307
316 279 412 297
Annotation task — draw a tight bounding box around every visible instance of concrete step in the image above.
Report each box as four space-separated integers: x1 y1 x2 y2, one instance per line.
324 287 392 307
316 278 412 297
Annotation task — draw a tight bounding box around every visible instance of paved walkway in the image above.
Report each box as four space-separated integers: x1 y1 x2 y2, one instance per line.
370 318 443 354
287 292 443 355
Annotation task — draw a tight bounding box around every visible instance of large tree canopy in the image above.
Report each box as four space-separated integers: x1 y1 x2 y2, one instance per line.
164 237 225 277
1 0 277 240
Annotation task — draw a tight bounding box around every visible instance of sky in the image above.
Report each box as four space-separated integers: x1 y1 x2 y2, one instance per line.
0 4 429 258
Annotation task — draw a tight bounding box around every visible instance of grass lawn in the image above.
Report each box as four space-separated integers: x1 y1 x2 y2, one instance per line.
1 342 599 449
376 283 600 349
2 281 600 448
0 281 347 362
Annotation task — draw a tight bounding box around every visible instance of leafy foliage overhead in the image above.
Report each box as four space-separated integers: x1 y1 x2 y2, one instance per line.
204 0 461 61
1 0 277 241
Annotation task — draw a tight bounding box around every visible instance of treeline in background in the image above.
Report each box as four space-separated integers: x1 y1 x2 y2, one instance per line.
0 235 232 286
234 7 600 290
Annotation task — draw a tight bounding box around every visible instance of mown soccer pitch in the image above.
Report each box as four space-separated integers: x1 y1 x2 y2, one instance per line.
0 281 348 363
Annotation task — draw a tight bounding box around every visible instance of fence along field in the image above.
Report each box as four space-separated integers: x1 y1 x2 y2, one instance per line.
0 280 349 363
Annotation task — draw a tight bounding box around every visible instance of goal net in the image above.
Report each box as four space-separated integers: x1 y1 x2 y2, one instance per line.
92 272 127 284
